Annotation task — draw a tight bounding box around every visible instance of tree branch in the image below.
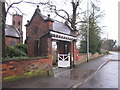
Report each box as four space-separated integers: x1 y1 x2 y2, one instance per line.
22 1 49 5
56 9 70 21
47 3 71 23
5 1 9 6
5 0 49 19
6 0 23 16
12 6 26 15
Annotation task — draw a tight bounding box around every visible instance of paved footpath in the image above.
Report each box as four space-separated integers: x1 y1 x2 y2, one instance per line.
3 52 119 88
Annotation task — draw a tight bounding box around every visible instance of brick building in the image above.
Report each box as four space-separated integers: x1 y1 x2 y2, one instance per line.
5 14 23 46
26 6 77 68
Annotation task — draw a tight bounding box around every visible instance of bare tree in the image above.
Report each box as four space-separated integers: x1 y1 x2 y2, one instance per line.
45 0 82 30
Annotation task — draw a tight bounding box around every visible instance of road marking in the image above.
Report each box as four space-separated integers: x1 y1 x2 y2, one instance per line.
72 60 110 88
72 59 119 88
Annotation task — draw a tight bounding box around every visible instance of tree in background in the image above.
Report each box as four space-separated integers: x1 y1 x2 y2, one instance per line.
101 39 116 51
107 39 116 50
78 18 87 53
79 1 104 54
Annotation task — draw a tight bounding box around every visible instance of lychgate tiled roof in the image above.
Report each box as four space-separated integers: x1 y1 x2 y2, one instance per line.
53 20 73 36
5 25 20 38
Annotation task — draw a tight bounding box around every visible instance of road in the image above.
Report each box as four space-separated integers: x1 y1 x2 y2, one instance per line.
79 52 119 88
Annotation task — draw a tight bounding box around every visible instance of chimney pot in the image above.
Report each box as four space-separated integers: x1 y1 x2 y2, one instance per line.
48 14 50 18
27 20 29 23
37 5 39 8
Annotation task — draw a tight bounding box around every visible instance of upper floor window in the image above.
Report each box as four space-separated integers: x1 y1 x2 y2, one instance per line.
18 21 21 25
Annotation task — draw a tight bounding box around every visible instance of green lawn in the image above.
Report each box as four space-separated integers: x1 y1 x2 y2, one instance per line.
99 50 109 54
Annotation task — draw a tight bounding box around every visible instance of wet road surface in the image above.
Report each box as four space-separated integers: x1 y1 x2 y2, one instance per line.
80 61 118 88
79 52 119 88
3 52 119 88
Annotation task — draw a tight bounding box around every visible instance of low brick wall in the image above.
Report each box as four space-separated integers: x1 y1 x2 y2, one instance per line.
74 53 103 65
1 56 52 82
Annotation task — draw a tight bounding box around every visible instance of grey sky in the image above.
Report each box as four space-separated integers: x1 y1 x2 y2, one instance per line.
6 0 119 45
100 0 118 44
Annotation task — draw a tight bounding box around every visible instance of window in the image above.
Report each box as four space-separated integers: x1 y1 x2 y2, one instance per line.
10 41 16 46
18 21 21 25
13 20 15 25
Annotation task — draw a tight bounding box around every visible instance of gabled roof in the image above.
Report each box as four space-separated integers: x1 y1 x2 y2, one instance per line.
5 25 20 38
26 5 76 36
25 6 54 27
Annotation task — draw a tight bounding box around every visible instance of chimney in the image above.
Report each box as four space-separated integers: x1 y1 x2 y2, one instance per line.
45 14 54 30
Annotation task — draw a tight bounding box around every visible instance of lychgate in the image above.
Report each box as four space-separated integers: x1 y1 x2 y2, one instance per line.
25 5 78 68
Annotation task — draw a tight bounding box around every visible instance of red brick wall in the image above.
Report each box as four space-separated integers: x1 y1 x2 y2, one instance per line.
5 37 20 46
74 53 101 65
2 57 52 78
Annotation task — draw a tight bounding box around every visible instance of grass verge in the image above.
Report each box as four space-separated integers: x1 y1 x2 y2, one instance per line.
3 69 54 83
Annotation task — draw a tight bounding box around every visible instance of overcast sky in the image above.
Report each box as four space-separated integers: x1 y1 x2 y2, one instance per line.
6 0 119 45
100 0 119 44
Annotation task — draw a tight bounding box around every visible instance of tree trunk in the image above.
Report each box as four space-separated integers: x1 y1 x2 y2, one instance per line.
71 1 79 30
2 1 6 58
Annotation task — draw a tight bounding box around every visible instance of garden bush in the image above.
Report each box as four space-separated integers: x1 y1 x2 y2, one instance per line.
14 44 27 54
6 44 27 58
